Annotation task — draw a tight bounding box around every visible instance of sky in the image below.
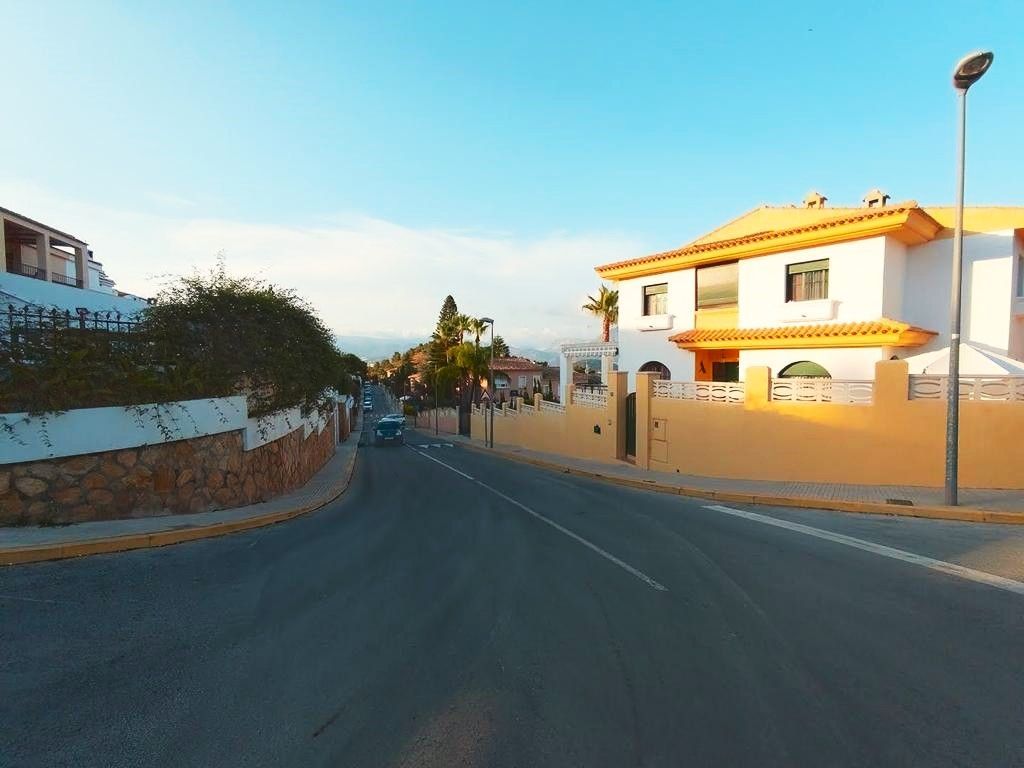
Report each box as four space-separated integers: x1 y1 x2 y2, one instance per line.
3 0 1023 351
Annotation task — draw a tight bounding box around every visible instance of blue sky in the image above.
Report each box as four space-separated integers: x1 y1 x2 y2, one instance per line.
3 1 1022 347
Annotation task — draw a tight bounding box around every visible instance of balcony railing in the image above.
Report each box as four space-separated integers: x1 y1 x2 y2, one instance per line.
50 272 84 288
15 264 46 280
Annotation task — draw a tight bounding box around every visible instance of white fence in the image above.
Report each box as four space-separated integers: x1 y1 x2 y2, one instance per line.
540 400 565 414
909 375 1024 401
572 387 607 409
770 378 874 404
652 380 746 403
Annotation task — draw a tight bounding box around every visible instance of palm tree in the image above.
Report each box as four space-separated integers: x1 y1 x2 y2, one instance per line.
582 285 619 342
467 317 490 348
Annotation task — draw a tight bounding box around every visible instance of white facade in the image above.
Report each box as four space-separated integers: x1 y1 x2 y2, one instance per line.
614 227 1024 390
1 205 149 316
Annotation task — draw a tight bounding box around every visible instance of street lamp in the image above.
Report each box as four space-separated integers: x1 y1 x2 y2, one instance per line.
945 50 994 507
480 316 495 448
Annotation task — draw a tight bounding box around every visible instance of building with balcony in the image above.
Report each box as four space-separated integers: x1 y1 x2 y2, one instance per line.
1 205 149 315
596 191 1024 389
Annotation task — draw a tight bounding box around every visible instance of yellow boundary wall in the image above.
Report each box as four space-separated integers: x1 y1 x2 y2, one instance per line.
472 362 1024 490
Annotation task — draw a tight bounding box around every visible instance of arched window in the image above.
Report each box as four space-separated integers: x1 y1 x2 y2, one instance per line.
778 361 831 378
639 361 671 380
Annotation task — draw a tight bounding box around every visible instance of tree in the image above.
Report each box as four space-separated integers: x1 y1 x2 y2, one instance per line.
437 295 459 330
490 335 510 358
467 317 490 348
582 285 619 342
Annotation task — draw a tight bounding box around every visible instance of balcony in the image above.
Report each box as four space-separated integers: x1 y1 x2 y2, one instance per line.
50 272 84 288
16 263 45 280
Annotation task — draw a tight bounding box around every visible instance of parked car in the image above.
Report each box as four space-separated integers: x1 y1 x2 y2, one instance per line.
374 418 404 445
381 412 406 425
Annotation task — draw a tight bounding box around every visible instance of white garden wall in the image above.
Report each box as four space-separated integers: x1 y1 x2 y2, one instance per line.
1 396 248 464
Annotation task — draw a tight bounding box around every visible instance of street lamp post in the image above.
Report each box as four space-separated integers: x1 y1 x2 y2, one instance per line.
480 317 495 448
945 50 994 507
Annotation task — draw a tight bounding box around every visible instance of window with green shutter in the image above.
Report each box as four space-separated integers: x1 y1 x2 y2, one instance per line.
696 262 738 309
786 259 829 302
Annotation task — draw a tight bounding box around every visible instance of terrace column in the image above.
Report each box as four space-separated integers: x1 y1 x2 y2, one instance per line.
560 352 573 405
600 355 613 385
73 245 88 288
34 231 50 281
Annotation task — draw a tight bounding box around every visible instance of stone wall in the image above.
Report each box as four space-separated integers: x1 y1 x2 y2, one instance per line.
0 413 336 526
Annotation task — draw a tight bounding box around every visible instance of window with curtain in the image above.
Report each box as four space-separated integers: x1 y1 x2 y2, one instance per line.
643 283 668 315
696 262 738 309
786 259 829 302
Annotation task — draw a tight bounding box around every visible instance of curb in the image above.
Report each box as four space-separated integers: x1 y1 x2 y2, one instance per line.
453 437 1023 525
0 447 360 566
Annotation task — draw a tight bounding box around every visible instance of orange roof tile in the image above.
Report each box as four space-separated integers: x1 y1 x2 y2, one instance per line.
668 318 937 351
596 204 946 279
492 356 545 371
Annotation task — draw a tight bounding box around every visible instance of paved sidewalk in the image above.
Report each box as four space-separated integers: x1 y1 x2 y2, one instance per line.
429 431 1024 522
1 413 362 565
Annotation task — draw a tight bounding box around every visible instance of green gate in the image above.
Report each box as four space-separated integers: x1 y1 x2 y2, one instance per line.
625 392 637 456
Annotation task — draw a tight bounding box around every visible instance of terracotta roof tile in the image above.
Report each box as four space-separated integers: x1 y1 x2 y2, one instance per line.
597 203 923 275
492 356 544 371
668 318 936 348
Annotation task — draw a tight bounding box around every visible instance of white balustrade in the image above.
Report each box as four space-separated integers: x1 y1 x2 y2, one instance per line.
572 387 608 409
770 378 873 404
651 380 746 403
909 375 1024 401
540 400 566 414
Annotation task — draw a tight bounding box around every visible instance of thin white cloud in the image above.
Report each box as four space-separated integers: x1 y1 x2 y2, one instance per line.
0 181 646 347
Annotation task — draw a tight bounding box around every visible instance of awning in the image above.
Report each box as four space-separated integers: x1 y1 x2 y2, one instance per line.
902 343 1024 375
669 318 936 351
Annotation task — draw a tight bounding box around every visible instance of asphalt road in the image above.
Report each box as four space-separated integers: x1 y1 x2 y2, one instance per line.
3 387 1024 767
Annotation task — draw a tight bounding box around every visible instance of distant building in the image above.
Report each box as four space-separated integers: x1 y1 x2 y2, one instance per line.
1 205 149 316
483 356 547 403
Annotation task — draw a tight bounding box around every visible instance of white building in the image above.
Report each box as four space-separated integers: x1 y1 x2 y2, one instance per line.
1 205 149 316
596 191 1024 389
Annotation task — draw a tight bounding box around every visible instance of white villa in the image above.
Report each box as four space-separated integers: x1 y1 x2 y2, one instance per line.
593 190 1024 390
1 205 149 316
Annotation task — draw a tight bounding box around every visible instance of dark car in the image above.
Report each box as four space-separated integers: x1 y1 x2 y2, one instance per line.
374 418 404 445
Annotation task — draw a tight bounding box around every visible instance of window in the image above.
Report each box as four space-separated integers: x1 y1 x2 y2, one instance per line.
696 262 738 309
639 360 671 380
787 259 829 302
643 283 668 315
517 375 528 388
779 361 831 378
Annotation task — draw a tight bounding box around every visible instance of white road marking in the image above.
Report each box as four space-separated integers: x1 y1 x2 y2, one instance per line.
0 594 59 604
407 445 667 592
407 445 474 480
476 479 668 592
703 504 1024 598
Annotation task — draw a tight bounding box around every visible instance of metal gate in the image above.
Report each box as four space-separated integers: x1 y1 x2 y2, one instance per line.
625 392 637 456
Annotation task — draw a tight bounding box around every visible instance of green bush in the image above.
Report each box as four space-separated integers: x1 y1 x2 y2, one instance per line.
1 265 350 418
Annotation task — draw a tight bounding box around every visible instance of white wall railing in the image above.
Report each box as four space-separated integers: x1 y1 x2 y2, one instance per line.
908 375 1024 401
652 380 746 403
770 378 874 404
572 387 607 408
540 400 565 414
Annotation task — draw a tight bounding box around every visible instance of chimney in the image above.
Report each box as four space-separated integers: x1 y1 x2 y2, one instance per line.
862 188 891 208
803 191 827 209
